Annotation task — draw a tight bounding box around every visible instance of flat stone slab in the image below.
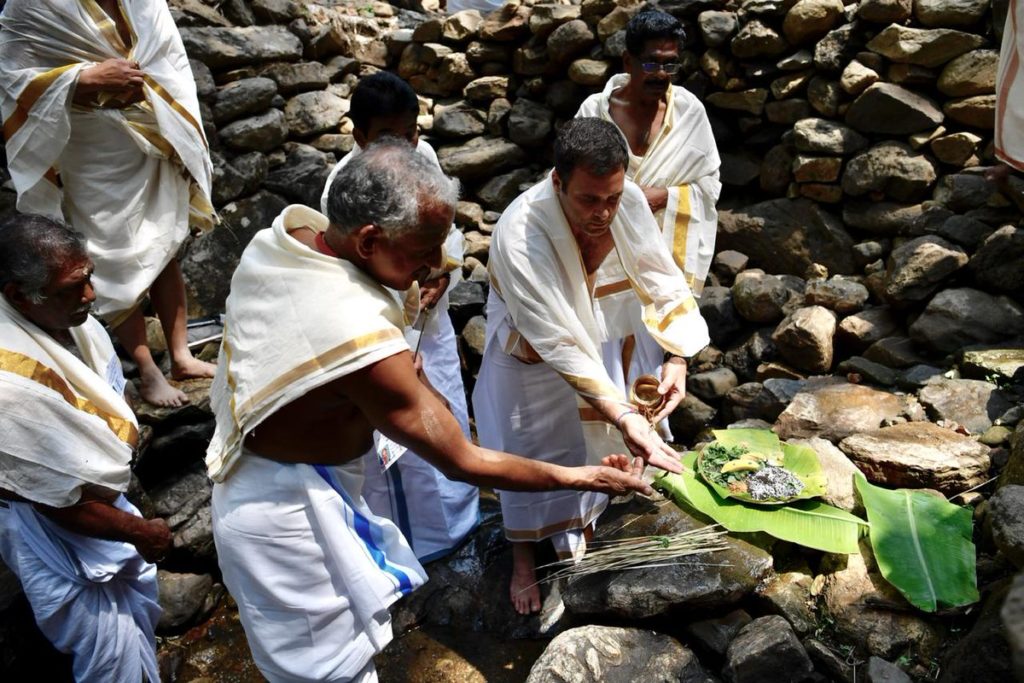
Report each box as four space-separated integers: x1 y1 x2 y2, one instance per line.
774 377 918 442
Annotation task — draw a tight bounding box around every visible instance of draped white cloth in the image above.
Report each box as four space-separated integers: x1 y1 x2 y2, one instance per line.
0 296 136 507
323 140 480 561
996 0 1024 172
577 75 721 297
0 495 160 683
0 0 214 324
473 175 709 547
206 205 427 681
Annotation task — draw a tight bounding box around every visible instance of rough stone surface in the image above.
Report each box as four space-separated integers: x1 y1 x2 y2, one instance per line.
991 486 1024 569
971 226 1024 293
909 288 1024 354
792 118 868 154
212 77 278 124
859 0 913 23
839 421 991 493
689 367 740 403
866 24 985 67
157 571 214 632
772 305 838 373
526 626 714 683
918 378 1014 434
433 101 487 138
915 0 989 26
1003 572 1024 681
283 91 348 137
700 286 746 346
218 108 288 152
804 277 869 314
732 272 791 323
179 26 302 68
837 308 900 353
723 615 814 683
437 136 528 181
775 378 914 442
884 235 968 303
508 98 554 146
149 464 215 561
685 609 752 656
938 49 999 96
845 83 944 135
783 0 844 46
842 142 937 202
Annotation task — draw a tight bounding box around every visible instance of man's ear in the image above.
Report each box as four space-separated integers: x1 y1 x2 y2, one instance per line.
552 169 564 195
353 224 384 260
2 282 31 315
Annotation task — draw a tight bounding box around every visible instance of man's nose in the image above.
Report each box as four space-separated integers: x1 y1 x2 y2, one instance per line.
82 281 96 304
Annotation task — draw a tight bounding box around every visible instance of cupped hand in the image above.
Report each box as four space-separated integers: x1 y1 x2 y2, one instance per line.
619 412 684 474
581 457 653 496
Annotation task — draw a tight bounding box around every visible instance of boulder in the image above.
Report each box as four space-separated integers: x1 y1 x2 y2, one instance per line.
792 117 868 155
990 486 1024 569
755 570 816 635
688 367 740 402
938 49 999 97
842 201 923 235
669 393 718 443
944 94 996 128
772 305 838 373
189 59 216 99
526 626 713 683
212 77 278 124
211 150 268 205
476 168 533 211
909 288 1024 355
732 19 789 58
262 143 331 207
723 380 795 423
918 378 1014 434
845 83 944 135
814 23 861 72
836 307 900 350
971 226 1024 293
717 199 857 277
858 0 912 23
464 75 509 103
149 463 215 561
842 142 937 202
508 98 554 147
840 59 881 95
699 286 746 347
479 3 532 42
437 136 528 181
528 4 580 39
699 10 739 47
804 277 869 314
686 609 752 655
932 172 1000 211
568 58 612 86
866 657 912 683
442 10 484 42
836 355 900 386
960 348 1024 384
884 235 968 304
792 155 842 183
433 101 487 138
866 25 985 68
547 19 596 64
788 437 862 512
260 61 329 94
914 0 989 27
930 131 983 166
775 378 914 441
724 329 779 382
732 272 791 323
863 336 930 368
282 91 348 138
839 421 991 493
219 108 288 153
783 0 843 46
722 615 814 683
178 26 302 68
157 571 214 632
706 89 769 116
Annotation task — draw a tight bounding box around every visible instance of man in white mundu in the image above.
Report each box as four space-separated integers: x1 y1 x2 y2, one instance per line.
996 0 1024 172
0 0 216 408
576 9 721 427
472 118 709 614
207 140 652 682
0 215 172 682
319 72 479 561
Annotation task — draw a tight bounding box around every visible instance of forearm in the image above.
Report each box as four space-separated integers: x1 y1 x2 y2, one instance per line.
35 498 150 546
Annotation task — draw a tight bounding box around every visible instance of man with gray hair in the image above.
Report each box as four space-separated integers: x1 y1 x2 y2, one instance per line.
0 213 171 681
206 138 651 682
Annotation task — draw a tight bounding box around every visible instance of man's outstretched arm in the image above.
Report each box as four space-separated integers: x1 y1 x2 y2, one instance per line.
334 350 653 496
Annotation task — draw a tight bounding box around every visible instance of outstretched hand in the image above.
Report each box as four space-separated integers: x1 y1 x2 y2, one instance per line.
578 455 653 496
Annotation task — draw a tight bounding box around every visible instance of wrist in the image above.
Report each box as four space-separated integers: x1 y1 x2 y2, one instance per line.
663 352 686 365
614 408 640 430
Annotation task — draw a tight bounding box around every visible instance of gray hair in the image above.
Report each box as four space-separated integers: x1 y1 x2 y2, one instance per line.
0 213 87 304
325 137 460 237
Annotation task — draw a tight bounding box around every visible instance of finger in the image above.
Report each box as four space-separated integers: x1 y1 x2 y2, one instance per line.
623 472 654 496
652 394 683 423
631 455 644 477
647 451 684 474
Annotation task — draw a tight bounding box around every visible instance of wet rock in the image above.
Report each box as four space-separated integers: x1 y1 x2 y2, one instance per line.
775 378 914 441
884 235 968 304
772 305 837 373
437 136 528 181
526 626 713 683
820 544 943 659
562 500 773 620
433 101 487 138
219 108 288 153
157 571 214 632
718 199 856 277
212 78 279 126
689 367 740 402
732 272 791 323
866 25 985 68
179 26 303 68
508 98 554 147
686 609 752 656
909 288 1024 355
723 615 813 683
991 486 1024 569
699 286 746 347
149 463 215 562
858 0 912 23
842 142 937 202
971 226 1024 293
915 0 989 27
839 421 990 493
788 437 862 512
845 83 944 135
919 379 1014 435
938 49 999 97
182 191 289 316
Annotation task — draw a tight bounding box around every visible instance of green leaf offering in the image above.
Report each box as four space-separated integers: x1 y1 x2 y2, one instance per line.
655 451 867 554
696 429 828 505
855 475 979 612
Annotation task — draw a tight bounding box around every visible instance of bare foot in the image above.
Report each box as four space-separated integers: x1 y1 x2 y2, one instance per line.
511 543 541 615
138 365 188 408
170 355 216 381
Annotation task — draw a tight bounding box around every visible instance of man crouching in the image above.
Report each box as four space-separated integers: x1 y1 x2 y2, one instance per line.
0 214 172 682
206 139 663 682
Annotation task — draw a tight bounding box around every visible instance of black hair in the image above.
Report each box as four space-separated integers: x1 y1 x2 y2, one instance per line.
553 118 628 188
0 213 86 302
349 71 419 134
625 9 685 56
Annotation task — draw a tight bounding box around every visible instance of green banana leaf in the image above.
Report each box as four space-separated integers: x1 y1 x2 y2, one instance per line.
654 451 867 554
696 429 828 505
855 475 979 612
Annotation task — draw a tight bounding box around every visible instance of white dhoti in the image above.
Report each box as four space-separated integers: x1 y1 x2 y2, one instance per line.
0 496 159 683
213 452 425 683
997 0 1024 172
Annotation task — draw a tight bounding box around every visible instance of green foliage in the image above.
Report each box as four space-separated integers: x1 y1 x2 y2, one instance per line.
855 475 979 612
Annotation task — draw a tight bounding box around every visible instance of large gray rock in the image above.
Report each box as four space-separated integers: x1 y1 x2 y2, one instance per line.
839 421 991 493
477 168 533 211
884 235 968 304
688 367 740 402
724 329 779 382
547 19 596 64
814 23 861 72
804 277 869 314
772 305 837 373
866 25 985 67
562 500 772 620
842 142 937 202
990 486 1024 569
262 143 331 207
717 199 856 277
526 626 714 683
722 380 796 423
157 571 214 632
668 393 718 443
723 615 814 683
432 101 487 138
792 117 868 154
182 191 289 316
789 437 862 512
836 306 900 350
775 378 915 442
437 136 528 181
919 378 1014 435
211 150 268 205
686 609 753 656
699 10 739 47
731 19 789 58
212 77 278 125
528 4 580 39
149 464 215 561
1003 572 1024 681
845 83 944 135
260 61 330 94
858 0 912 22
909 288 1024 354
938 49 999 97
699 286 746 347
179 26 303 68
971 226 1024 293
732 272 791 323
283 91 348 138
914 0 989 26
508 98 554 147
219 108 288 152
